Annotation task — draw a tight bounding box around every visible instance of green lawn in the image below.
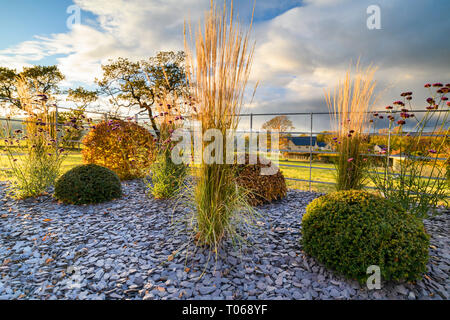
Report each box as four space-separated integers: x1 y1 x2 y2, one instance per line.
0 151 83 181
1 151 447 197
274 158 337 193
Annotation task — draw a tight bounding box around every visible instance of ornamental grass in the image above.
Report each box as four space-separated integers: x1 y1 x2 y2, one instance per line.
183 0 257 252
325 63 378 190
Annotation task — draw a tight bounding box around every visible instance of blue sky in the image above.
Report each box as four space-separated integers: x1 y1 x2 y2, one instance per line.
0 0 304 71
0 1 73 48
0 0 97 66
0 0 449 130
0 0 299 57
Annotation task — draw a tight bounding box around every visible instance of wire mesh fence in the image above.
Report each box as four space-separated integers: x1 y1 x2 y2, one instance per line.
1 106 448 194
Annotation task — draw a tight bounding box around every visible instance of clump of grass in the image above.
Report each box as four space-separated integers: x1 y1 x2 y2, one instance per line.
325 63 378 190
146 105 188 199
144 65 189 199
184 0 257 252
1 76 65 199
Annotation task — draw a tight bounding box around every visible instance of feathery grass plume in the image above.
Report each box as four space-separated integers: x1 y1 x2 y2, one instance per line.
325 62 378 190
184 0 257 252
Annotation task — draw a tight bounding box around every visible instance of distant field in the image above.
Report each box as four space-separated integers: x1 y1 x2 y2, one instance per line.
274 158 337 193
0 151 83 181
1 150 448 197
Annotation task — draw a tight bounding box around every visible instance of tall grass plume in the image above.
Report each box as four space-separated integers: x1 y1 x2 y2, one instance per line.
325 63 378 190
183 0 257 253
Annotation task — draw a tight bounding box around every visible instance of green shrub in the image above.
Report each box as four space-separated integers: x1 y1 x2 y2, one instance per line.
1 77 65 199
301 190 430 283
234 155 287 206
54 164 122 205
147 149 188 199
82 120 155 180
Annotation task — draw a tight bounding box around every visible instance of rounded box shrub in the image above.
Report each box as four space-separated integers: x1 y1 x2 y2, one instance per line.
234 155 287 206
55 164 122 205
301 190 430 283
82 119 155 180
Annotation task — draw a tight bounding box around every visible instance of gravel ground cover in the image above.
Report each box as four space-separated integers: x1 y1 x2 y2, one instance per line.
0 180 448 300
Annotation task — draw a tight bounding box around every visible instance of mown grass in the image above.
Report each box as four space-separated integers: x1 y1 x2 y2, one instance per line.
0 151 83 181
1 150 447 199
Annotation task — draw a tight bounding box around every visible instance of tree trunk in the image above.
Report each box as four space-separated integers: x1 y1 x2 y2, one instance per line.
143 103 159 140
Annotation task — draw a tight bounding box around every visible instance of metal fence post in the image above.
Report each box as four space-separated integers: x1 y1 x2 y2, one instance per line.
250 113 253 133
54 104 59 149
309 113 313 192
385 118 392 188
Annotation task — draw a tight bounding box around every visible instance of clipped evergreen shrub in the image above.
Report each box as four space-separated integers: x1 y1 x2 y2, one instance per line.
234 155 287 206
301 190 430 283
54 164 122 205
82 119 155 180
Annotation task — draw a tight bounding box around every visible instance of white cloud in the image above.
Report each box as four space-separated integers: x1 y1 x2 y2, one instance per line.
303 0 350 7
0 0 449 124
247 0 450 124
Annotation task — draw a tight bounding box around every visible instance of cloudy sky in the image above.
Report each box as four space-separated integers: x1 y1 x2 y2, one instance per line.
0 0 449 130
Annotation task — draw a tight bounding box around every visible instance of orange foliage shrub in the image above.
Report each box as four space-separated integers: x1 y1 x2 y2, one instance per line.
82 119 155 180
